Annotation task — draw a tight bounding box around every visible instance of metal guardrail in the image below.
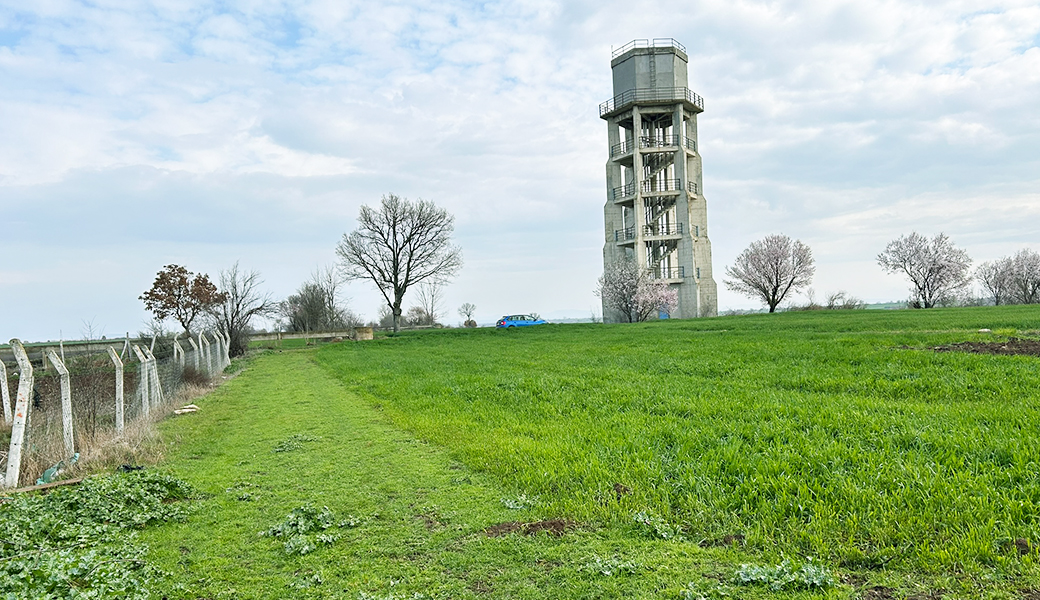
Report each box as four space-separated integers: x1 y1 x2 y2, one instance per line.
611 38 687 59
644 223 683 236
640 135 680 149
615 136 696 156
599 87 705 117
615 227 635 242
649 266 685 280
642 178 682 193
612 180 698 199
610 140 633 157
611 182 636 200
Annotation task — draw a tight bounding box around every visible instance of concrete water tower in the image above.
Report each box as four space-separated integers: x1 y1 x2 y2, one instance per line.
600 38 718 320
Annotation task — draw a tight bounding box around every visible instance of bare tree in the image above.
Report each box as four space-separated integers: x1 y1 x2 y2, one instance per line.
280 267 359 332
336 194 463 333
975 257 1015 305
404 306 429 327
413 282 445 326
597 259 678 322
877 232 972 309
458 302 477 327
825 291 864 310
210 262 275 356
725 234 815 313
1010 248 1040 304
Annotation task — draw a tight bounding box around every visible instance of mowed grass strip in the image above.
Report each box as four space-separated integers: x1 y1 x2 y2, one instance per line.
141 351 812 599
315 305 1040 580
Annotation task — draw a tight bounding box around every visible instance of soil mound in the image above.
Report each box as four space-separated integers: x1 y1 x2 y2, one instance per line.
484 519 573 537
933 338 1040 357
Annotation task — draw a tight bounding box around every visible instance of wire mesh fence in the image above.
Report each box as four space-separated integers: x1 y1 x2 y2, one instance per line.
0 332 231 488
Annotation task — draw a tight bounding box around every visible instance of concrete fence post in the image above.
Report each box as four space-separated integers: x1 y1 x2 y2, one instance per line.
214 331 226 371
132 345 150 417
187 337 200 371
107 347 124 434
211 333 218 373
212 330 227 371
144 347 163 406
220 330 231 368
45 349 75 459
173 333 184 369
208 332 220 373
199 333 212 376
5 339 34 488
1 359 11 425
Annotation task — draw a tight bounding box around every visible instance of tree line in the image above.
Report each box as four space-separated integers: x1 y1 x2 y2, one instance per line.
140 194 471 355
723 231 1040 312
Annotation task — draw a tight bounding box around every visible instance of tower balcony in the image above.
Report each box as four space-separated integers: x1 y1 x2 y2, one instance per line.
612 38 686 60
610 140 634 158
614 223 684 244
612 179 696 202
613 137 697 159
640 135 679 149
610 182 636 201
648 266 686 281
599 87 705 119
642 178 682 193
644 223 683 238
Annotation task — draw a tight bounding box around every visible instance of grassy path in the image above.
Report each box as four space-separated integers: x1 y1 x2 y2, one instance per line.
140 350 815 599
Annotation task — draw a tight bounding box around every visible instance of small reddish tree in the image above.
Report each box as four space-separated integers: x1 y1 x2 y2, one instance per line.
140 264 226 334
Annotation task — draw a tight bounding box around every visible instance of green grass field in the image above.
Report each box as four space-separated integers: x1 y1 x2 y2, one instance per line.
138 305 1040 598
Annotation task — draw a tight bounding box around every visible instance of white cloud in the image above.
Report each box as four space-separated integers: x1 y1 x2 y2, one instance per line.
1 0 1039 339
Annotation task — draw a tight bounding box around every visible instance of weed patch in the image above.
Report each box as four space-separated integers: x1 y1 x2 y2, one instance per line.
734 559 836 591
500 493 538 510
0 470 195 599
260 504 360 555
273 433 320 452
581 554 640 576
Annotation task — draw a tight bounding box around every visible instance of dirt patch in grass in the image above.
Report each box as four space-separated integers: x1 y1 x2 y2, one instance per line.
699 533 745 548
484 519 573 537
861 587 895 600
933 338 1040 357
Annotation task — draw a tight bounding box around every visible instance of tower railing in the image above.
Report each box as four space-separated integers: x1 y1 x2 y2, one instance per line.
599 87 705 117
610 140 634 157
648 266 685 280
644 223 683 237
684 137 697 152
641 178 682 193
611 38 687 59
615 223 686 241
611 182 636 200
640 135 680 149
688 181 699 194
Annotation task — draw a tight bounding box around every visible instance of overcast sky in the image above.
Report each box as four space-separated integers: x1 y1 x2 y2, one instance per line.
2 0 1039 341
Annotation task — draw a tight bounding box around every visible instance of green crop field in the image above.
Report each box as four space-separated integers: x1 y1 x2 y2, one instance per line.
132 305 1040 599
